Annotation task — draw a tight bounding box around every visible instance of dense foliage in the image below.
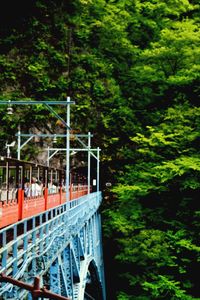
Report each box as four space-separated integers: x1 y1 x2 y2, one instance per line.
0 0 200 298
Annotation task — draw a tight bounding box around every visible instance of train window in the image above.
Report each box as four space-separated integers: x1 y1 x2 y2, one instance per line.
8 166 17 188
18 166 23 188
39 167 44 185
53 170 58 183
48 169 53 184
0 166 4 187
24 164 32 183
32 165 41 183
0 160 18 202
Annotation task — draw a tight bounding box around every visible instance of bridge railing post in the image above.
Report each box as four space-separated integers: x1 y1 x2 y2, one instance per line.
18 188 23 220
0 274 71 300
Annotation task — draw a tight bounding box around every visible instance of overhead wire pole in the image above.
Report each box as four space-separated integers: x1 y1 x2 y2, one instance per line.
15 133 93 165
88 132 91 194
16 134 91 137
46 148 98 152
1 99 101 197
45 146 100 194
0 99 74 203
47 146 50 167
66 96 70 201
41 102 98 166
97 147 100 193
43 98 71 202
17 125 21 160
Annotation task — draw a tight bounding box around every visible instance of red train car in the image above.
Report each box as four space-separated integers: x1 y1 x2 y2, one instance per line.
0 156 88 228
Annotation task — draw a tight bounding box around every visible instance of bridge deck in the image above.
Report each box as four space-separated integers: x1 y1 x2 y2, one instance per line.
0 192 105 300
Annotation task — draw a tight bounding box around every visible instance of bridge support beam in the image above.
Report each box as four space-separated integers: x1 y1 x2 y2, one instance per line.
0 192 106 300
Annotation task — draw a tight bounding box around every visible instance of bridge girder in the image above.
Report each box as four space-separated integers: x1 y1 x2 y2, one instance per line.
0 193 106 300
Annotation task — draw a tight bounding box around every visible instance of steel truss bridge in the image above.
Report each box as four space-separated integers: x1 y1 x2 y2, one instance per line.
0 192 106 300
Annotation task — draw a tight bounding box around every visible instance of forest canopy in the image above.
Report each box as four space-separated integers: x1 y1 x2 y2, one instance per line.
0 0 200 299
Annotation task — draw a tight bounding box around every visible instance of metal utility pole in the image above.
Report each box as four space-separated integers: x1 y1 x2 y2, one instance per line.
66 96 70 201
17 125 21 160
88 132 91 194
97 147 100 193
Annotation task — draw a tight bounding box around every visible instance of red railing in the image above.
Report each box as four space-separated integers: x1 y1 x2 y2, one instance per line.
70 184 88 200
0 199 18 228
0 184 89 229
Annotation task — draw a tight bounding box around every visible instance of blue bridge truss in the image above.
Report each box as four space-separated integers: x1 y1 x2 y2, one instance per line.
0 192 106 300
